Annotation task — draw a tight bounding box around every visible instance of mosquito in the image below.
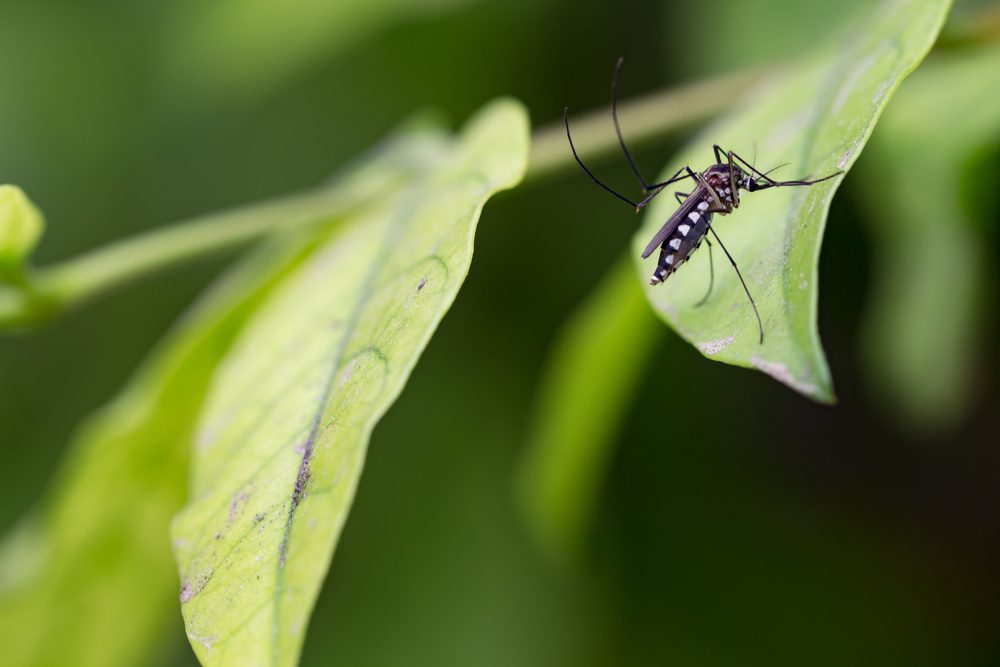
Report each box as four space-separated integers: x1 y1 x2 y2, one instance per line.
564 57 841 344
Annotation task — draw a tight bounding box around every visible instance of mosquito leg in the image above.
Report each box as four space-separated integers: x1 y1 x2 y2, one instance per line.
728 150 780 184
713 144 726 163
726 150 740 208
611 57 657 190
634 184 668 211
633 167 700 211
690 168 725 210
694 238 714 307
564 107 640 208
644 166 695 191
611 58 694 193
674 191 690 204
706 224 764 344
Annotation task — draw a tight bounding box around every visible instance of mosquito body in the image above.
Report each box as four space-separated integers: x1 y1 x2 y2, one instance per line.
643 161 740 286
564 58 841 344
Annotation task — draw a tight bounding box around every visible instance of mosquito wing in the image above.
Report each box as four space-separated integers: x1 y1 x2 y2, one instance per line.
640 190 703 259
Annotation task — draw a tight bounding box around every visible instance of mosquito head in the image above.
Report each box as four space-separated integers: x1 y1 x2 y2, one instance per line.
718 164 754 192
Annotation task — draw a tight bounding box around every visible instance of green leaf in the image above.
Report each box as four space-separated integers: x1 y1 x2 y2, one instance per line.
0 127 448 667
633 0 953 402
0 185 43 284
857 41 1000 430
170 99 528 667
0 240 311 667
517 258 661 565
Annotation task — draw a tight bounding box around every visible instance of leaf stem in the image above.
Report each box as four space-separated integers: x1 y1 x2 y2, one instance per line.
0 188 352 329
0 68 761 330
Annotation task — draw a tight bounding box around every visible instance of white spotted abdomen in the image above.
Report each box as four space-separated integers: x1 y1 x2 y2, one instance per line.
649 208 712 285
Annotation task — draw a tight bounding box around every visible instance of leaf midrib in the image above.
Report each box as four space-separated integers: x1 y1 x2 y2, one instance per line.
268 200 411 665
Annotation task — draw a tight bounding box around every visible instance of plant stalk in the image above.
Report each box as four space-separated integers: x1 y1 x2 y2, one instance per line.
0 68 761 330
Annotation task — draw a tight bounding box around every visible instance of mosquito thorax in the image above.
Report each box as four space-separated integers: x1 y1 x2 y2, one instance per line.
700 164 743 207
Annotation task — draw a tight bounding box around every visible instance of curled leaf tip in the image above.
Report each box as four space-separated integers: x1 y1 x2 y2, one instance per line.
0 185 44 283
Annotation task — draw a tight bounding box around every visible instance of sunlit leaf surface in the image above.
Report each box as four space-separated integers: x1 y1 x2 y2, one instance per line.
634 0 953 402
858 42 1000 430
0 129 449 667
0 239 318 667
171 99 528 667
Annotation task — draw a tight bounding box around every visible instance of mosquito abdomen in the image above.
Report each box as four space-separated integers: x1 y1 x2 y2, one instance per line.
649 205 712 285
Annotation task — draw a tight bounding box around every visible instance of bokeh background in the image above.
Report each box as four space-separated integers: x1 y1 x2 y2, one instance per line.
2 0 999 665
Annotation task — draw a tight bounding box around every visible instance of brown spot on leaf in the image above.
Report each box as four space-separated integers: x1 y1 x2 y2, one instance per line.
179 574 208 603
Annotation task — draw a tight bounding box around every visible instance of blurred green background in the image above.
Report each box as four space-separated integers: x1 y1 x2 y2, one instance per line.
2 0 999 665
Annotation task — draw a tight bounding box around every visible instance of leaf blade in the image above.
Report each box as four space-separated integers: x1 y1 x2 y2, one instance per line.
633 0 954 401
171 98 529 667
0 127 448 667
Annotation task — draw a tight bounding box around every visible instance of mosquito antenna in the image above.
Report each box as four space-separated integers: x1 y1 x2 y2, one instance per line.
563 107 640 208
611 57 654 190
760 162 789 178
774 170 842 186
706 224 764 344
760 170 842 189
730 150 842 188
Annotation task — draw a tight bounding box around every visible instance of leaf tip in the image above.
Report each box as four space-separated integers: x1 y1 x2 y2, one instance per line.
0 185 44 283
460 96 531 189
749 354 836 404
